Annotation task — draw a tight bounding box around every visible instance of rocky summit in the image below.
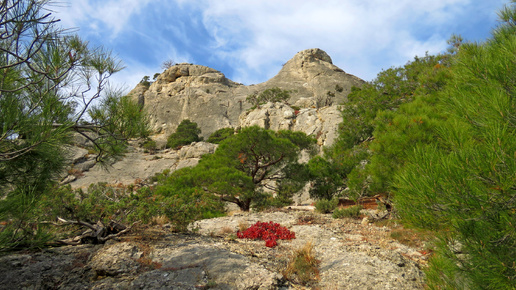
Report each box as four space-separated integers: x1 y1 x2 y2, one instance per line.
63 48 364 189
129 48 364 145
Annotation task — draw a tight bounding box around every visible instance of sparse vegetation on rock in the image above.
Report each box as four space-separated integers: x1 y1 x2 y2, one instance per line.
246 87 292 109
140 138 157 153
166 119 203 149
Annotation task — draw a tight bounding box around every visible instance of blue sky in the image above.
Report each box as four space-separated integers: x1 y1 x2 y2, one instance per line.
53 0 507 93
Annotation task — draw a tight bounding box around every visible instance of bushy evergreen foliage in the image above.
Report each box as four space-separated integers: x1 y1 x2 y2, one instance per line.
351 54 452 196
306 156 346 200
314 198 338 214
0 0 149 250
166 119 203 149
394 4 516 287
88 94 150 161
0 184 153 250
206 127 235 144
158 126 315 211
315 53 452 201
0 179 227 250
318 3 516 288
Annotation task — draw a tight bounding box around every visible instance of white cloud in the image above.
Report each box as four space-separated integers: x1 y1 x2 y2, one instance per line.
180 0 478 82
53 0 508 86
54 0 153 38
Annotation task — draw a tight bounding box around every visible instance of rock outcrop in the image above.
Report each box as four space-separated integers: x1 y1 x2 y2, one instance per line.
258 48 363 105
134 64 246 139
239 102 343 147
130 48 364 145
65 49 363 189
65 142 218 189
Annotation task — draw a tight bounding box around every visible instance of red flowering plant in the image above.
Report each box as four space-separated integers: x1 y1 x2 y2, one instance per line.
237 221 296 248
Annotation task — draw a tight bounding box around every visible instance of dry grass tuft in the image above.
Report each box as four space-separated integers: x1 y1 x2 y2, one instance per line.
283 241 320 286
135 243 162 270
151 215 170 226
374 219 435 249
238 220 249 232
68 168 84 178
389 228 435 249
219 226 234 235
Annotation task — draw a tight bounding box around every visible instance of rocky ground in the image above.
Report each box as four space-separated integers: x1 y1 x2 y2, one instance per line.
0 209 430 289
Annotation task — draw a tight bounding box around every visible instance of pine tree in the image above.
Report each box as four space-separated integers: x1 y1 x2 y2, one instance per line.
158 126 315 211
395 2 516 287
0 0 149 249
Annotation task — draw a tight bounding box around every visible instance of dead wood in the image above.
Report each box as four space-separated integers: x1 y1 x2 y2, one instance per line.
52 217 139 245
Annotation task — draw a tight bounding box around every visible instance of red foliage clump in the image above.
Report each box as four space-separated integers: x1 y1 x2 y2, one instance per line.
237 221 296 248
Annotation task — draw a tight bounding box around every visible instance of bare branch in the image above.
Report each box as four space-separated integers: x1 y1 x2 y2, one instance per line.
53 217 139 245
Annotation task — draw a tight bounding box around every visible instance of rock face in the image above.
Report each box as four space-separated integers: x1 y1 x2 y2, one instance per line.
239 102 343 147
66 142 218 189
66 49 363 189
260 48 363 105
130 48 364 144
135 64 246 139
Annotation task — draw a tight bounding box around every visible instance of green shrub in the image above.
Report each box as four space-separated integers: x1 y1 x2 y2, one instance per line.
206 127 234 144
38 182 225 234
332 205 363 219
314 198 338 214
159 126 315 212
141 138 157 153
307 156 346 200
0 183 175 250
321 52 452 200
166 119 203 149
246 87 292 108
154 175 226 231
140 76 151 87
37 184 165 226
251 192 293 211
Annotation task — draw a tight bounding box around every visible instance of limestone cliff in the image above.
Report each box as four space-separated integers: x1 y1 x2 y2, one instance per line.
130 48 364 146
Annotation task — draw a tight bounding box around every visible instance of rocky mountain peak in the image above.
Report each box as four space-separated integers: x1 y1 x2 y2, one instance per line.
288 48 334 65
275 48 341 80
129 48 365 147
154 63 235 87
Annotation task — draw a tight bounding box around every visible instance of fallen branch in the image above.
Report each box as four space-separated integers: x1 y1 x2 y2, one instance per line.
52 217 139 245
98 221 140 242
